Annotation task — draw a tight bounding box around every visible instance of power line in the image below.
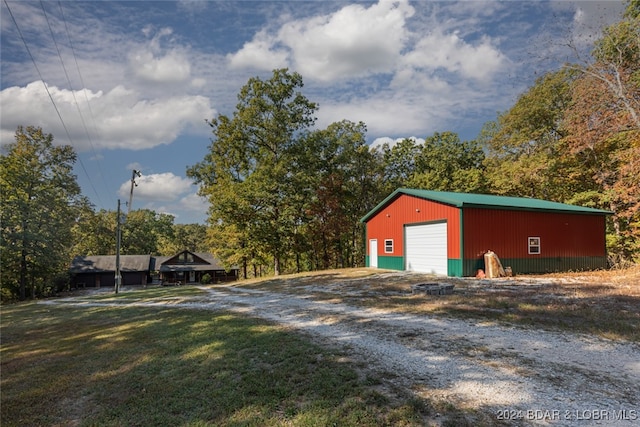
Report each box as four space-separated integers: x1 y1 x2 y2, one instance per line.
40 0 113 207
4 0 104 207
57 1 99 136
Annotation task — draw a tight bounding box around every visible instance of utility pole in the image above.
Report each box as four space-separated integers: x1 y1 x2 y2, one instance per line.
128 169 141 214
115 199 122 294
115 170 141 294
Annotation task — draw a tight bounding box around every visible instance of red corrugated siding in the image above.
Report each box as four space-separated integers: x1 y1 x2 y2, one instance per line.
365 194 460 258
463 208 606 259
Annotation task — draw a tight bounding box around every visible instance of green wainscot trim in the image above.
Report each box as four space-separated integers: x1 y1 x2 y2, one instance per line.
463 258 486 277
463 256 608 276
447 259 463 277
378 256 405 271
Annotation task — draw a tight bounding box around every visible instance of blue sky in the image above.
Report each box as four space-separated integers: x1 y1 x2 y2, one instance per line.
0 0 626 224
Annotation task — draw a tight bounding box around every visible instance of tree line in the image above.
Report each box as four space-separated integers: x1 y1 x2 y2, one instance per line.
1 135 209 301
1 1 637 300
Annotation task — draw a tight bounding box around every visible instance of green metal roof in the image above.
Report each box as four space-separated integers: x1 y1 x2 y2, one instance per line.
360 188 612 222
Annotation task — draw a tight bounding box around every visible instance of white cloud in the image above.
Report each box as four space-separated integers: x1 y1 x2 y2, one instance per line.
370 136 424 150
225 0 509 141
179 192 209 212
316 80 468 139
279 0 415 81
403 31 506 81
370 137 394 149
0 0 512 154
129 49 191 83
127 26 194 84
318 97 434 137
0 82 215 151
118 179 208 223
191 78 206 88
118 172 193 202
149 192 208 224
228 0 415 81
227 0 504 83
227 30 289 71
390 67 452 93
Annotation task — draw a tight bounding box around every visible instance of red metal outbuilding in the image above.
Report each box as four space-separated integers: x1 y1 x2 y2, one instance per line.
361 188 611 276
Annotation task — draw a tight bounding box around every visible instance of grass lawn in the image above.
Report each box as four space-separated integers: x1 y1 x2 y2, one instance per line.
1 290 444 427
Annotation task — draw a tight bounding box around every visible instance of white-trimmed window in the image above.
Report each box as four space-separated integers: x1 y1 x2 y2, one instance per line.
528 237 541 254
384 239 394 253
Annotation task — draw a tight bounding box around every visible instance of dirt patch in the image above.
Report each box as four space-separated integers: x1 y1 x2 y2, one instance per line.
265 268 640 342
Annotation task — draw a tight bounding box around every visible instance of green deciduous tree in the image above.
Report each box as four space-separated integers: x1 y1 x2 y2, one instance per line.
374 133 486 195
376 138 422 194
482 69 582 201
71 208 116 256
157 223 208 256
121 210 175 255
409 132 486 193
1 126 86 300
188 69 318 276
298 120 380 270
71 208 179 257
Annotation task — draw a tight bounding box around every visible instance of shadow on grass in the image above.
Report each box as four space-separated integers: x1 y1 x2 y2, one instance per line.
1 302 440 427
381 290 640 342
231 273 344 290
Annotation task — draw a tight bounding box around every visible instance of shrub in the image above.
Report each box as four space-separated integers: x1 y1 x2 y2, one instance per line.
1 285 17 303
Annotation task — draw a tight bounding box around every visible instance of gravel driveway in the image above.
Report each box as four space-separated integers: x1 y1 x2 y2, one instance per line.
52 273 640 426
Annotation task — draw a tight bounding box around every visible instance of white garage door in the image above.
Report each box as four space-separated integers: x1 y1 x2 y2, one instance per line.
405 222 448 275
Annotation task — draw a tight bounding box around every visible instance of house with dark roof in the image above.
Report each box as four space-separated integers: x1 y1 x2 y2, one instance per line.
360 188 611 276
155 250 238 284
69 255 151 288
69 250 238 288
